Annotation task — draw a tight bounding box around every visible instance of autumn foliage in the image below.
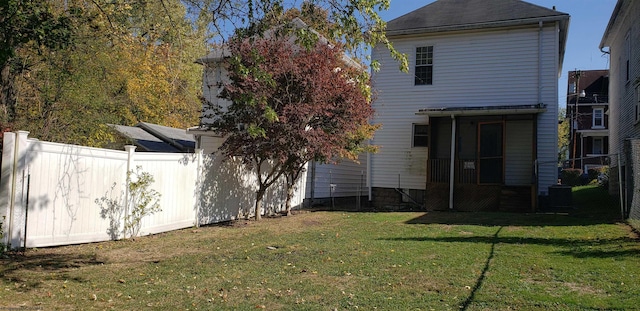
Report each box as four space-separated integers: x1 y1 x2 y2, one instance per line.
214 29 376 219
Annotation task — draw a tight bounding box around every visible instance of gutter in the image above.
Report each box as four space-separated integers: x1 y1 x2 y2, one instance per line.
386 15 569 37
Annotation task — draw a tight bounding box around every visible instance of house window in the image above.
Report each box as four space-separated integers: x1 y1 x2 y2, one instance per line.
636 85 640 123
625 31 630 82
415 46 433 85
413 124 429 147
593 137 603 155
592 108 604 128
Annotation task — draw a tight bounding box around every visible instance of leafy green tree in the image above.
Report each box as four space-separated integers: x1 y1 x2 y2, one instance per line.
182 0 407 71
558 108 570 164
0 0 73 127
10 0 207 146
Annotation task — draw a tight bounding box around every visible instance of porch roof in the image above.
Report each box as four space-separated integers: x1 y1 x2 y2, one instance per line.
415 103 546 116
577 128 609 137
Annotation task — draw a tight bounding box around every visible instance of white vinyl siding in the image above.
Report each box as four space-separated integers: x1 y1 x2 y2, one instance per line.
371 24 559 192
201 63 231 125
605 1 640 158
305 154 367 199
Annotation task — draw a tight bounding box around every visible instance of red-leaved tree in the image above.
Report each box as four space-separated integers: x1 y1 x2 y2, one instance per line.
215 28 376 220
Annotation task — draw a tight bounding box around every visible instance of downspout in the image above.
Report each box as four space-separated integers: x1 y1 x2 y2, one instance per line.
448 115 456 210
535 21 542 199
537 21 543 105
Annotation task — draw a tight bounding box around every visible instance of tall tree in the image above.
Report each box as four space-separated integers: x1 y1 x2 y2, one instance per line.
0 0 73 127
215 26 376 220
10 0 207 146
182 0 407 71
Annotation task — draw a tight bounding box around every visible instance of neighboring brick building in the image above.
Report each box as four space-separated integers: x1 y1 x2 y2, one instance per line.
565 69 609 172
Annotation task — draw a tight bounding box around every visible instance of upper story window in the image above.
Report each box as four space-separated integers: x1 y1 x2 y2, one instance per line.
592 108 604 128
625 31 631 82
415 46 433 85
413 124 429 147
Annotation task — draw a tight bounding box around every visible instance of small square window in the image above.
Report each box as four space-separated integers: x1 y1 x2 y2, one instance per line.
413 124 429 147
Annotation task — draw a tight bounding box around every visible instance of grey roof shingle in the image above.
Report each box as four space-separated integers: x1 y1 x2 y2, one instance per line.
386 0 569 36
110 123 195 153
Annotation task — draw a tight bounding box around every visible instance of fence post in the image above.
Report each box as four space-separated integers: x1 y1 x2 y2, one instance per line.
1 132 16 249
123 145 136 238
194 149 203 228
5 131 30 249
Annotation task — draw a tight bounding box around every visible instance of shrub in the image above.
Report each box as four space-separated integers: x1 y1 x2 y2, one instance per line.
96 166 161 239
560 168 583 186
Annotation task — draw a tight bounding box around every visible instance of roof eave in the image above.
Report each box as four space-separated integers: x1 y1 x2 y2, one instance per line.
386 15 569 37
415 104 547 117
599 0 625 49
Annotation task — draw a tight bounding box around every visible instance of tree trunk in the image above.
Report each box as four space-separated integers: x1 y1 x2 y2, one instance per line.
0 62 17 124
285 179 294 216
254 188 265 221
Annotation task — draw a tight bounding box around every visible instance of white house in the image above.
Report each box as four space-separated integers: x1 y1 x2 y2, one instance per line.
189 19 367 208
599 0 640 218
369 0 569 211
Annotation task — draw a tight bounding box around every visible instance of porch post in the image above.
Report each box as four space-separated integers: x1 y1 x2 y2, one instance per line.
449 115 456 210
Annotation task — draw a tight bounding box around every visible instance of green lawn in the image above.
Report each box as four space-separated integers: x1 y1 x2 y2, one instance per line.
1 185 638 310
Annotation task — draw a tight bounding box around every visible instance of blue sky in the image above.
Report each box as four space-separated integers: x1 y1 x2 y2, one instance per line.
376 0 618 108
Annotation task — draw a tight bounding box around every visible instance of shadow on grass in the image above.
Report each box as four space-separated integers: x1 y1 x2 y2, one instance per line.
384 235 640 258
459 226 502 311
0 252 102 292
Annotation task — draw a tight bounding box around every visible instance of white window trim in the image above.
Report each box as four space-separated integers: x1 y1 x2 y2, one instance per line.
412 124 429 148
592 108 604 129
414 45 434 86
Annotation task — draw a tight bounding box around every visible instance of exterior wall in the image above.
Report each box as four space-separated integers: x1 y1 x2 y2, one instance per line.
201 62 232 124
305 154 367 200
371 23 560 194
606 1 640 160
198 133 362 204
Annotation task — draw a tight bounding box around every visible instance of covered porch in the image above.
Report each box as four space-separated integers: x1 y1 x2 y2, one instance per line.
417 104 545 212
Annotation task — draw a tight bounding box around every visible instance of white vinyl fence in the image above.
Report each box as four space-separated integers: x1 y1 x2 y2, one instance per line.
0 131 305 249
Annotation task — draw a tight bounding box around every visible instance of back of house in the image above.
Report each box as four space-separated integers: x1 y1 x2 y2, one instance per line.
370 0 569 211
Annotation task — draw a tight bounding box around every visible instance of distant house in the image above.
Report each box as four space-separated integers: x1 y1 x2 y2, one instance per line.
369 0 569 211
110 122 196 153
565 70 609 171
600 0 640 218
188 18 367 207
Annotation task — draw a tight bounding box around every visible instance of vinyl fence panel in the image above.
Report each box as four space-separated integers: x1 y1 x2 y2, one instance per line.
1 132 307 249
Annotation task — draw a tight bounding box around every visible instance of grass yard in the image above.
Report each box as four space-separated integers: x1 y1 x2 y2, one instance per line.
1 185 639 310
